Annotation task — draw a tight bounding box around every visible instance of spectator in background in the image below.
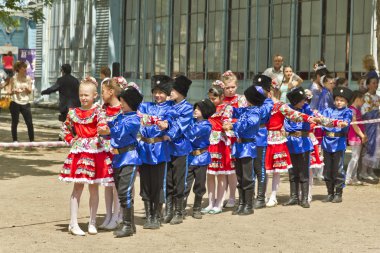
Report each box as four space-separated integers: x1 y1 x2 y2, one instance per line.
263 54 302 87
2 51 14 77
309 64 328 110
359 55 379 93
9 61 34 142
41 64 80 122
335 77 348 88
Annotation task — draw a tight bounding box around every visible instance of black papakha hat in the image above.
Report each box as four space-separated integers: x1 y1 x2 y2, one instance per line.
118 87 143 111
151 75 173 95
333 87 353 102
244 85 266 106
252 74 272 92
172 75 192 97
194 99 216 119
287 87 307 106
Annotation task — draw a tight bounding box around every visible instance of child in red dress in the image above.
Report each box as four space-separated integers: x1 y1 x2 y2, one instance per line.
98 77 124 230
203 81 235 214
59 77 113 236
220 71 247 209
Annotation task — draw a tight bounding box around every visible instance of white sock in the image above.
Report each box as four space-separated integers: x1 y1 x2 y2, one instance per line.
70 183 84 226
270 173 280 200
88 184 99 225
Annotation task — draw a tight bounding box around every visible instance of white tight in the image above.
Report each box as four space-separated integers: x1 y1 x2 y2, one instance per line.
269 173 281 200
70 183 99 226
346 145 362 180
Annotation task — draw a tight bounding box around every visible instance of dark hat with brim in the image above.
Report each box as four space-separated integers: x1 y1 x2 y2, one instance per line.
244 85 266 106
333 87 353 102
287 87 307 106
194 99 216 119
118 87 143 111
151 75 173 95
252 74 272 92
172 75 192 97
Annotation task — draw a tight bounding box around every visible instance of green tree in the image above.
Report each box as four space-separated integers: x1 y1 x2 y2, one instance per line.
0 0 53 27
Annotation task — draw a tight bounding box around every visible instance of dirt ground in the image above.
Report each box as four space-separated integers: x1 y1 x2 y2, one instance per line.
0 121 379 253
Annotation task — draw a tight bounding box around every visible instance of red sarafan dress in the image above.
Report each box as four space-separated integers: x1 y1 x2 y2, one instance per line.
207 95 247 175
265 102 311 173
309 123 324 169
59 105 114 185
102 104 122 152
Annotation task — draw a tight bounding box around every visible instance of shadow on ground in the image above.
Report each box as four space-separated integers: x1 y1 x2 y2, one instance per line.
0 152 61 180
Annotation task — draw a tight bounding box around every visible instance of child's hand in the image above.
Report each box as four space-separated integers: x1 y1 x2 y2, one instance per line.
337 121 348 128
157 120 168 130
307 116 318 124
361 134 368 143
98 125 110 135
223 122 233 131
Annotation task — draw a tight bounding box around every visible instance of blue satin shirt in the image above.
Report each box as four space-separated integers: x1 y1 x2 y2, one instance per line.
321 107 352 152
166 99 193 157
231 106 261 159
108 111 142 168
186 119 212 166
284 103 314 154
138 101 173 165
256 98 274 147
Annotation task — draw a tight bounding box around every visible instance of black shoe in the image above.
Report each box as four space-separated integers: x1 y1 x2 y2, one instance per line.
192 195 203 219
332 188 343 203
283 181 299 206
232 189 245 215
114 207 134 237
143 201 149 219
182 197 188 219
131 206 136 233
170 198 183 225
322 181 335 203
163 197 174 224
241 189 254 215
143 202 154 229
300 182 310 208
254 177 267 209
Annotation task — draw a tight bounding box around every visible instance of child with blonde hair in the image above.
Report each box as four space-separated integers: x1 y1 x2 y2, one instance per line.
59 76 113 236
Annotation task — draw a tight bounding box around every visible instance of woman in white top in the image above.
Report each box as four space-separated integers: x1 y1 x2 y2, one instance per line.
9 61 34 142
279 66 303 103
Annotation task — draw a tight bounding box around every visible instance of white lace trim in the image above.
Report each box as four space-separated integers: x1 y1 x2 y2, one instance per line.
267 139 288 145
310 163 324 169
206 170 236 175
265 165 292 174
58 176 114 186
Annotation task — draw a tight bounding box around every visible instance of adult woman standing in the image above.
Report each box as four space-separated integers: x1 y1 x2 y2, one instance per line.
9 61 34 142
279 66 303 103
359 55 378 93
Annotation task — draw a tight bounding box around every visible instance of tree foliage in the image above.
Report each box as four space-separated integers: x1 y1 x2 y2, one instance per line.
0 0 54 28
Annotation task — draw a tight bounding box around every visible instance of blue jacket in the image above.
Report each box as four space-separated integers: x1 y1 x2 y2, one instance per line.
256 98 274 147
231 106 261 158
166 99 193 157
138 101 173 165
321 107 352 152
285 103 314 154
109 112 142 168
186 119 212 166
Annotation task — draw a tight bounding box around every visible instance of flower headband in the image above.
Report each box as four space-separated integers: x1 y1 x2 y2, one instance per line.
127 81 142 94
212 79 225 89
81 76 98 87
304 89 313 100
113 76 128 90
222 70 234 77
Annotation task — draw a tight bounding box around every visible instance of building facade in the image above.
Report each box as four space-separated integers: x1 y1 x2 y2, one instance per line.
38 0 377 102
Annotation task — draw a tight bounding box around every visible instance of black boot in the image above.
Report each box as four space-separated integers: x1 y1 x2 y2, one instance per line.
114 207 134 237
192 195 203 219
143 201 153 229
322 181 335 203
254 179 266 209
143 201 149 219
241 189 254 215
300 182 310 208
149 202 160 229
170 198 184 225
332 187 343 203
283 181 299 206
163 197 174 224
232 189 245 215
182 197 188 218
131 206 136 233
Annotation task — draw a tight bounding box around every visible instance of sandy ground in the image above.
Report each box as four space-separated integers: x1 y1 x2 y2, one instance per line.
0 121 379 253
